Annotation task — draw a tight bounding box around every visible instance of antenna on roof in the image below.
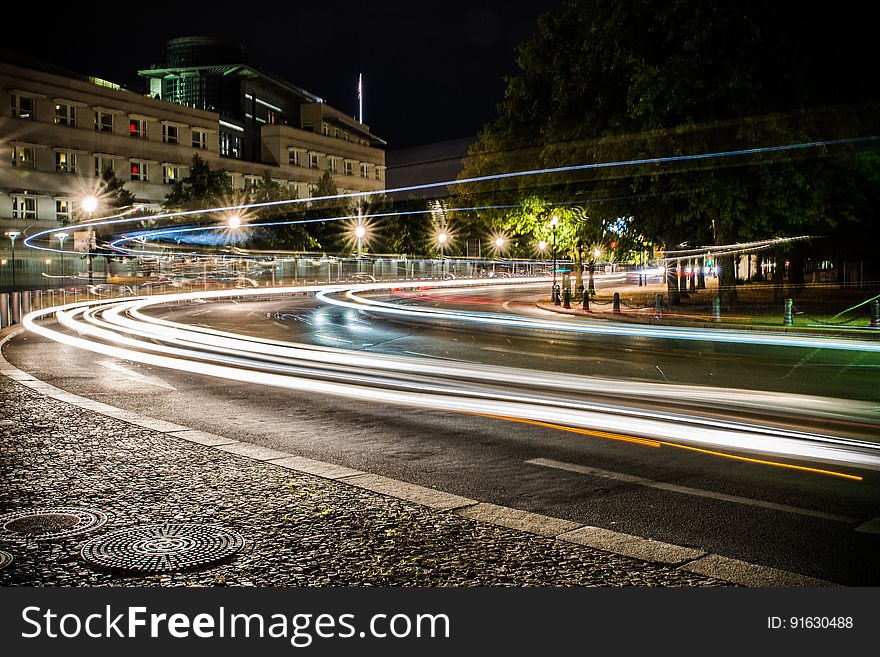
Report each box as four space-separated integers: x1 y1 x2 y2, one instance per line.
358 73 363 124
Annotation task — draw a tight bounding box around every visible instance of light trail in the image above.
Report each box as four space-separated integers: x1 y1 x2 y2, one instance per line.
18 279 880 476
23 133 880 255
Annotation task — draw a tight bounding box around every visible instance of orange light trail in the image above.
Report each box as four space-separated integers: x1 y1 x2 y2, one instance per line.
477 413 863 481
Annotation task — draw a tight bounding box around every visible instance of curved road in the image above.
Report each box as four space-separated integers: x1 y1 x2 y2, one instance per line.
5 280 880 585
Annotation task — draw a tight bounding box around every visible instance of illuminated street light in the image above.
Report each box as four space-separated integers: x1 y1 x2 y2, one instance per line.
228 215 242 229
495 237 505 249
5 231 20 289
81 195 99 214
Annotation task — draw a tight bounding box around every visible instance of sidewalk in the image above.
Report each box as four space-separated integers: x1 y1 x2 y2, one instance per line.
0 371 730 587
536 279 880 339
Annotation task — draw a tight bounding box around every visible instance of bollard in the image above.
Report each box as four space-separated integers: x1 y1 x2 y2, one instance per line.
11 292 21 325
22 291 31 316
783 298 793 326
613 292 621 313
870 300 879 329
563 287 571 309
638 273 644 287
35 290 42 310
655 293 663 318
0 293 8 328
582 291 590 311
712 297 721 322
553 284 561 306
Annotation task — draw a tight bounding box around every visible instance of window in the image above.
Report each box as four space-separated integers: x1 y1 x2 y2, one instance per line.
162 124 179 144
360 163 369 178
288 149 301 166
11 94 35 119
163 164 180 184
375 166 383 181
220 131 241 159
55 199 72 222
94 156 114 177
94 110 113 132
54 103 77 126
55 151 77 174
343 132 349 142
244 175 260 191
322 123 329 135
327 156 338 172
129 118 148 139
265 108 280 125
12 145 36 169
192 129 207 149
344 161 354 176
334 127 339 138
288 182 300 198
301 121 314 132
309 152 319 169
308 183 318 196
12 196 37 219
130 161 149 181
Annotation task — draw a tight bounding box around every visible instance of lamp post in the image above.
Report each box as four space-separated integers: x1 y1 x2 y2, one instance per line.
5 231 20 290
493 236 505 276
549 214 559 304
56 232 69 287
436 231 448 278
81 196 98 285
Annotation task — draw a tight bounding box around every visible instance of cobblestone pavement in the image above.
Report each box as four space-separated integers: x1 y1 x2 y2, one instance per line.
0 377 727 587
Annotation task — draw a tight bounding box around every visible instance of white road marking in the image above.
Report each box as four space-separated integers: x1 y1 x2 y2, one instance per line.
528 457 857 524
315 334 352 343
855 517 880 534
97 360 177 390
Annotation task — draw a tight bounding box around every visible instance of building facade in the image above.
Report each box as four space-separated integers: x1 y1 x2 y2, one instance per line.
0 42 386 244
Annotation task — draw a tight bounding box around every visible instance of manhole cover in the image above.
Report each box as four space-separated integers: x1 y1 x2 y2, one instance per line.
0 550 12 569
81 524 244 572
0 508 108 542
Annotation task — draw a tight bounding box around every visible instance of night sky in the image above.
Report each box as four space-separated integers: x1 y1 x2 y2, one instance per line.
5 0 562 150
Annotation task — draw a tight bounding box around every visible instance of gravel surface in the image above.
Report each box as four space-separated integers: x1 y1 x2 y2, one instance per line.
0 377 727 587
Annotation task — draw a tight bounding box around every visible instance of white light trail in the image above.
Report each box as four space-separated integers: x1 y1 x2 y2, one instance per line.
19 279 880 474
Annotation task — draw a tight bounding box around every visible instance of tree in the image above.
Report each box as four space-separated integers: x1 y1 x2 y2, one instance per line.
251 172 318 251
164 154 232 212
307 170 347 253
459 0 880 305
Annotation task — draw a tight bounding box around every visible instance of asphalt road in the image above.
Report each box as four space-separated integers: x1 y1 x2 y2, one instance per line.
5 281 880 585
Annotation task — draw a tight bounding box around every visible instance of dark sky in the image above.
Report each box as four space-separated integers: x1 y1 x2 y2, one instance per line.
5 0 562 150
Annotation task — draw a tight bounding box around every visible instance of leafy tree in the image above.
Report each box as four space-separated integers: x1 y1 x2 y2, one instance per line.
164 154 232 211
459 0 880 305
251 172 318 251
307 170 347 253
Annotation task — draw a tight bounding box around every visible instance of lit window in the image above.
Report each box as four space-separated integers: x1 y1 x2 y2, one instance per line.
94 110 114 132
162 124 179 144
375 167 382 181
266 109 280 125
129 118 148 139
360 163 369 178
11 145 36 169
244 175 260 191
12 196 37 219
11 94 35 119
163 164 180 184
220 131 241 159
192 129 207 149
130 161 149 181
54 103 77 126
309 153 319 169
55 199 72 222
55 151 77 174
344 161 353 176
288 149 301 166
94 156 114 177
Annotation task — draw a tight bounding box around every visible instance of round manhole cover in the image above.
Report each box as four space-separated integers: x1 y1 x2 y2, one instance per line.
0 550 12 569
81 524 244 572
0 508 108 542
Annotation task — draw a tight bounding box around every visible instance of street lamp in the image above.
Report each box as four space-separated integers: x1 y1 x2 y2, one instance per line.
81 196 99 285
355 224 366 259
549 214 559 304
56 232 69 287
5 231 20 290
